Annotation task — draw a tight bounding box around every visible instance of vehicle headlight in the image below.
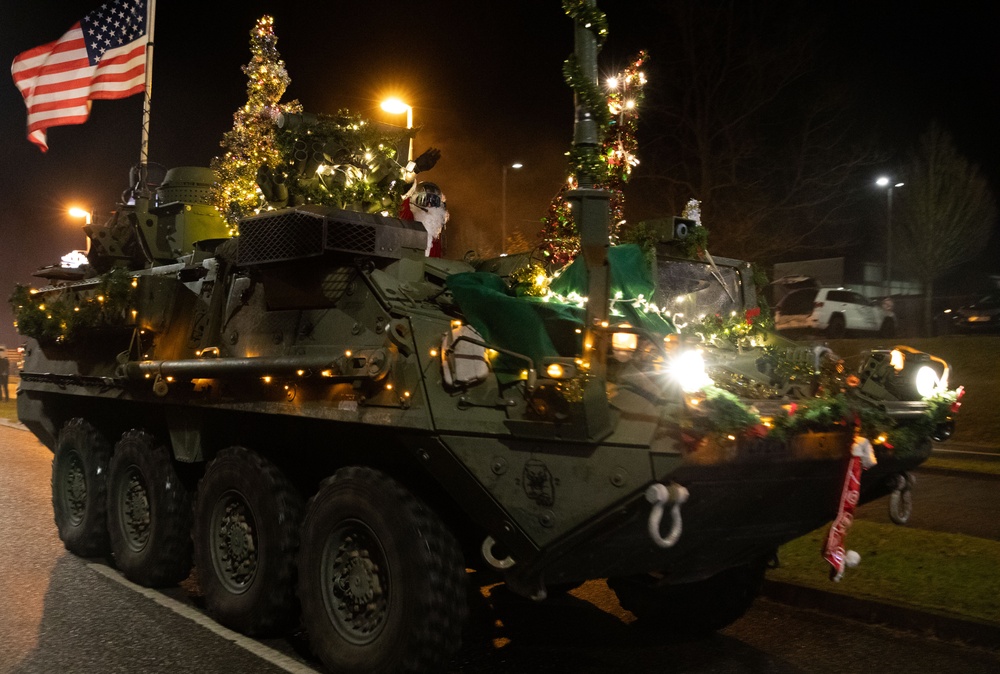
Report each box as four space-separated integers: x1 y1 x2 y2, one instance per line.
870 347 950 400
914 365 941 398
670 349 713 393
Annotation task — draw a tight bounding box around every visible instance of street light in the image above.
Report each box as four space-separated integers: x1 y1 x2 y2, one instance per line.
68 206 92 225
875 176 904 295
501 162 523 254
380 97 414 164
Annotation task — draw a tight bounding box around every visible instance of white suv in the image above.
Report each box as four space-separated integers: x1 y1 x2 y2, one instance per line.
775 287 895 338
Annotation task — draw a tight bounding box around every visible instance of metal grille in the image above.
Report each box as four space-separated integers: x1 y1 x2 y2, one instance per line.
326 219 377 254
236 211 325 265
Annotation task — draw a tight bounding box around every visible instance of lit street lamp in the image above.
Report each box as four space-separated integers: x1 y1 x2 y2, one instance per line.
380 97 414 164
68 206 92 226
875 177 904 295
501 162 523 254
64 207 93 269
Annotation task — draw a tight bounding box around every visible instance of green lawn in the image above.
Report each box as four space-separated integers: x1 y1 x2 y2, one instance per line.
769 520 1000 625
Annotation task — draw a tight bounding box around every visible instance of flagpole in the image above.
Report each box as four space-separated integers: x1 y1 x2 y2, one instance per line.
138 0 156 197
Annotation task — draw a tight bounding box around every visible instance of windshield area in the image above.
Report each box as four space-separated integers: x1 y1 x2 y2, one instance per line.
654 258 745 325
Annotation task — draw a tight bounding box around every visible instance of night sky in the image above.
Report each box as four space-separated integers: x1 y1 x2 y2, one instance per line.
2 0 998 349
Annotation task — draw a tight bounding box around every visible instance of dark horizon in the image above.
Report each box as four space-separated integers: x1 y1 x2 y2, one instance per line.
2 0 999 348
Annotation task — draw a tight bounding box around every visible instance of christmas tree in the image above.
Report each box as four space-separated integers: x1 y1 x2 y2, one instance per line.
211 17 409 229
211 16 302 228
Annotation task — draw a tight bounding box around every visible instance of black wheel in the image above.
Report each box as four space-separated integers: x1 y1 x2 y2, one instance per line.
298 466 468 674
889 472 915 525
827 314 846 338
193 446 303 635
608 558 768 635
107 430 193 586
879 318 896 338
52 418 112 557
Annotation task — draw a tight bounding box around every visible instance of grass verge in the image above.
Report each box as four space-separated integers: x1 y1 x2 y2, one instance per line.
923 456 1000 476
768 520 1000 625
0 398 17 423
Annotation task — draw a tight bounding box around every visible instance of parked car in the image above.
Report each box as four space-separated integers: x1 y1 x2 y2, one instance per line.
942 294 1000 333
774 287 895 338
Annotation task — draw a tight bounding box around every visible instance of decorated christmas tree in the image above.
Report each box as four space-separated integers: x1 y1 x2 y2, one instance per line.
211 16 302 228
211 17 409 230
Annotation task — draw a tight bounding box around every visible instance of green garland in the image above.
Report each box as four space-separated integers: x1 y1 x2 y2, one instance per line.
10 268 135 345
562 0 611 181
562 0 609 46
267 110 408 213
692 386 762 436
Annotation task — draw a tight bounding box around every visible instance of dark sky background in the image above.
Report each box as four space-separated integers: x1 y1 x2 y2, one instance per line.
2 0 998 348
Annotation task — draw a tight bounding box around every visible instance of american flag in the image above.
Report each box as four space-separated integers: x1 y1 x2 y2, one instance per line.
11 0 148 152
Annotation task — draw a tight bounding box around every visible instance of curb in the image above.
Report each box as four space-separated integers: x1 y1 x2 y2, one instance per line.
0 418 27 431
762 579 1000 650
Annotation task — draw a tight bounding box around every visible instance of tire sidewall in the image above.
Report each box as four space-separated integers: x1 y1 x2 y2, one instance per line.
299 473 430 673
107 431 192 586
194 448 301 635
52 420 110 556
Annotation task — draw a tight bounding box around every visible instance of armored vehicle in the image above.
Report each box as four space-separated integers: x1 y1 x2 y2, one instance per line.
13 6 957 674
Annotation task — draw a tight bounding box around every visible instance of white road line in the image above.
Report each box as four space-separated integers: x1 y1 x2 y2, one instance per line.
87 563 320 674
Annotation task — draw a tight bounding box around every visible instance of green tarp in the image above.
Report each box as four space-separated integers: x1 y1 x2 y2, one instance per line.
446 245 676 369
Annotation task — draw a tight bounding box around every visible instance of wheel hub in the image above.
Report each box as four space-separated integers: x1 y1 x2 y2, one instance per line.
121 467 151 550
64 452 87 525
215 494 257 590
325 526 388 643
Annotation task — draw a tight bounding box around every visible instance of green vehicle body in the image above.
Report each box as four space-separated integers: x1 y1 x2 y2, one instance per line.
16 177 935 580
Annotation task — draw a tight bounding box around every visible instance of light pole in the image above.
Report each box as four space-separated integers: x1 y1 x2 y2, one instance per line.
875 177 904 296
500 162 523 254
380 97 414 164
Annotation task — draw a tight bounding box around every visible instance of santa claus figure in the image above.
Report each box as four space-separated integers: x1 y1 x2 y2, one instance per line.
400 180 449 257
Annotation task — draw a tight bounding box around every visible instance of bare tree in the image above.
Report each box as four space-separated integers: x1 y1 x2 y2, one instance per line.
895 123 996 335
626 1 883 261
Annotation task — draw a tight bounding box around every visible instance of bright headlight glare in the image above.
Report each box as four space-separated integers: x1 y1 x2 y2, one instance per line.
915 365 940 398
670 349 712 393
546 363 565 379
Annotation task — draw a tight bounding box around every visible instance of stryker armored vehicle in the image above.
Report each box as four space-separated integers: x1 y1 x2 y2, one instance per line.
13 6 957 674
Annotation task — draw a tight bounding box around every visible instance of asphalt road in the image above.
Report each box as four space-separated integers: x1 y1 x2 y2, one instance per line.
2 424 999 674
855 463 1000 540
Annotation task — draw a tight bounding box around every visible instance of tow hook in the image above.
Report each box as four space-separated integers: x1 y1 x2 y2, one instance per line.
481 536 516 570
888 472 915 525
645 482 690 548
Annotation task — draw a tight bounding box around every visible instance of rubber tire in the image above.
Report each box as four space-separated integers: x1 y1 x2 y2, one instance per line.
52 418 112 557
298 466 468 674
107 430 193 587
608 558 768 635
827 314 846 338
193 446 303 636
